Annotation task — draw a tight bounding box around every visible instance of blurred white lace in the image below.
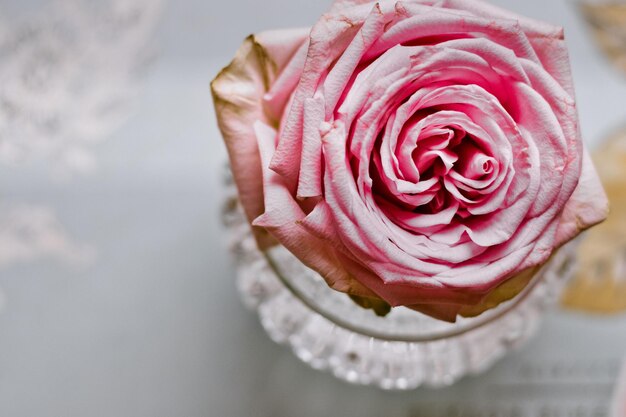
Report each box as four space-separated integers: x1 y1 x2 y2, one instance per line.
0 204 96 268
0 0 163 177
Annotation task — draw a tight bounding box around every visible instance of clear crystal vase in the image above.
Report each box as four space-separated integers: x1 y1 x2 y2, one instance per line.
222 169 577 390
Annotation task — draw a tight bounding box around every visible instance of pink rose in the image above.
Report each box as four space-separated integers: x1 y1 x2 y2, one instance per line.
212 0 608 321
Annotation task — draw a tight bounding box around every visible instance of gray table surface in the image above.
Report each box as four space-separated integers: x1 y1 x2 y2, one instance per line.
1 0 626 416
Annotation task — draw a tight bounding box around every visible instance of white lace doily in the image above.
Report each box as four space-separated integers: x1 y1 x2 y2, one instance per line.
0 0 162 176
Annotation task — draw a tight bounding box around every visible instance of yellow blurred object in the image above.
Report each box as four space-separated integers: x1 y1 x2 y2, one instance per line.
562 127 626 313
579 1 626 76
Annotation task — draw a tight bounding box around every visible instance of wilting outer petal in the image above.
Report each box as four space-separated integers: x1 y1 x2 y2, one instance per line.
457 265 539 317
211 29 308 248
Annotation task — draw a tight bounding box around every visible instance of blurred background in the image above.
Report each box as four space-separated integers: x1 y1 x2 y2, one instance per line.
0 0 625 416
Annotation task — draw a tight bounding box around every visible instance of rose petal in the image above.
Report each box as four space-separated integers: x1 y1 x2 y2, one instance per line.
252 121 377 298
211 30 307 248
365 7 540 65
270 4 376 182
296 95 326 198
555 148 610 245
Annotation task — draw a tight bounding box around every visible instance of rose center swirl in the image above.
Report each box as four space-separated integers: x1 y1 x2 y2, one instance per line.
369 102 505 234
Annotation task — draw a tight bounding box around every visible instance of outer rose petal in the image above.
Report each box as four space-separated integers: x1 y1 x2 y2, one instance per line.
407 303 462 323
555 148 610 245
252 121 379 299
458 265 538 317
211 29 308 249
440 0 575 95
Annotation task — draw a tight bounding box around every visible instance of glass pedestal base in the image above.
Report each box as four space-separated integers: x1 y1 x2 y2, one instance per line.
222 173 577 390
